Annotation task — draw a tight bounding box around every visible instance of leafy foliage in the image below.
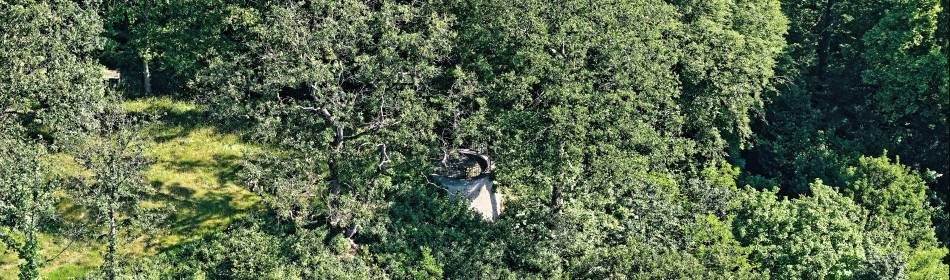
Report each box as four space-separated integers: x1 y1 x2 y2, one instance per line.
0 0 107 137
0 134 60 280
70 110 163 279
733 183 869 278
117 219 378 279
196 0 454 237
1 0 948 279
844 154 939 251
744 0 949 242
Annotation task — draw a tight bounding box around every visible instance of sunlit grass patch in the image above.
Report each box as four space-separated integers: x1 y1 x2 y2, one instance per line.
1 96 263 279
0 234 103 280
131 96 263 248
143 125 262 246
39 235 103 280
122 96 197 116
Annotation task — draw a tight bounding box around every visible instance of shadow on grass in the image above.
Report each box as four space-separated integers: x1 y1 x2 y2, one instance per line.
124 98 253 144
146 180 258 245
159 154 244 188
124 97 263 252
145 147 252 238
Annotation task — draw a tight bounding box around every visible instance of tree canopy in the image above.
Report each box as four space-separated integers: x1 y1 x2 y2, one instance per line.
1 0 947 279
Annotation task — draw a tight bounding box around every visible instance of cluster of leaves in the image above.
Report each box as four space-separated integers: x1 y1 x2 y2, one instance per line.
1 0 108 137
1 0 947 279
742 0 949 245
0 128 59 280
99 0 262 95
103 219 379 279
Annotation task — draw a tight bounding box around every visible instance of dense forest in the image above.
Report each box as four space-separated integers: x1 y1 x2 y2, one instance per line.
1 0 948 279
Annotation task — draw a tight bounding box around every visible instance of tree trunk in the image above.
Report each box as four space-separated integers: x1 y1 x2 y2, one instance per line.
141 0 152 96
814 0 836 90
308 84 349 234
310 84 344 204
17 192 43 280
328 158 341 202
142 58 152 95
107 205 117 280
18 225 40 280
550 185 563 214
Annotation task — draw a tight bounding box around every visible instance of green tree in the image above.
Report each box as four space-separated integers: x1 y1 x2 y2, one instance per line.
71 111 160 280
100 0 258 95
906 247 950 280
449 0 687 215
0 2 108 278
411 247 444 280
734 176 950 279
675 0 789 157
743 0 889 194
119 220 378 279
843 154 949 278
101 0 162 95
861 0 948 186
746 0 948 213
447 0 786 212
442 1 786 276
732 182 869 278
0 132 59 280
845 154 939 250
198 0 455 240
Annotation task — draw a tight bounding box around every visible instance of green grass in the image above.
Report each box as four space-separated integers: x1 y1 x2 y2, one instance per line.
1 97 262 279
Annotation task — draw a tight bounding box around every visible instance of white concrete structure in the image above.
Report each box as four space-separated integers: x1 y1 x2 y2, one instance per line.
431 150 503 221
432 174 504 221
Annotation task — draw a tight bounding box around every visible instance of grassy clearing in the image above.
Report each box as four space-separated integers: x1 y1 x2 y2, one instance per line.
1 97 261 279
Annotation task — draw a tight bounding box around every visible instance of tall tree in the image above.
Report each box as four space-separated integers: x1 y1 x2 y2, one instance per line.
0 1 109 278
860 0 949 194
71 111 159 280
101 0 158 95
843 154 949 278
448 0 688 215
439 0 787 276
675 0 789 158
845 154 939 250
0 131 59 280
101 0 262 94
734 176 949 278
199 0 455 240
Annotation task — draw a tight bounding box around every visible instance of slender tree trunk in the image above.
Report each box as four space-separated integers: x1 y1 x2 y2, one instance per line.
308 84 351 237
329 125 342 198
141 0 152 96
18 225 40 280
327 128 346 235
328 157 341 202
550 185 563 214
814 0 836 90
107 204 117 280
17 192 43 280
142 58 152 95
309 85 345 203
